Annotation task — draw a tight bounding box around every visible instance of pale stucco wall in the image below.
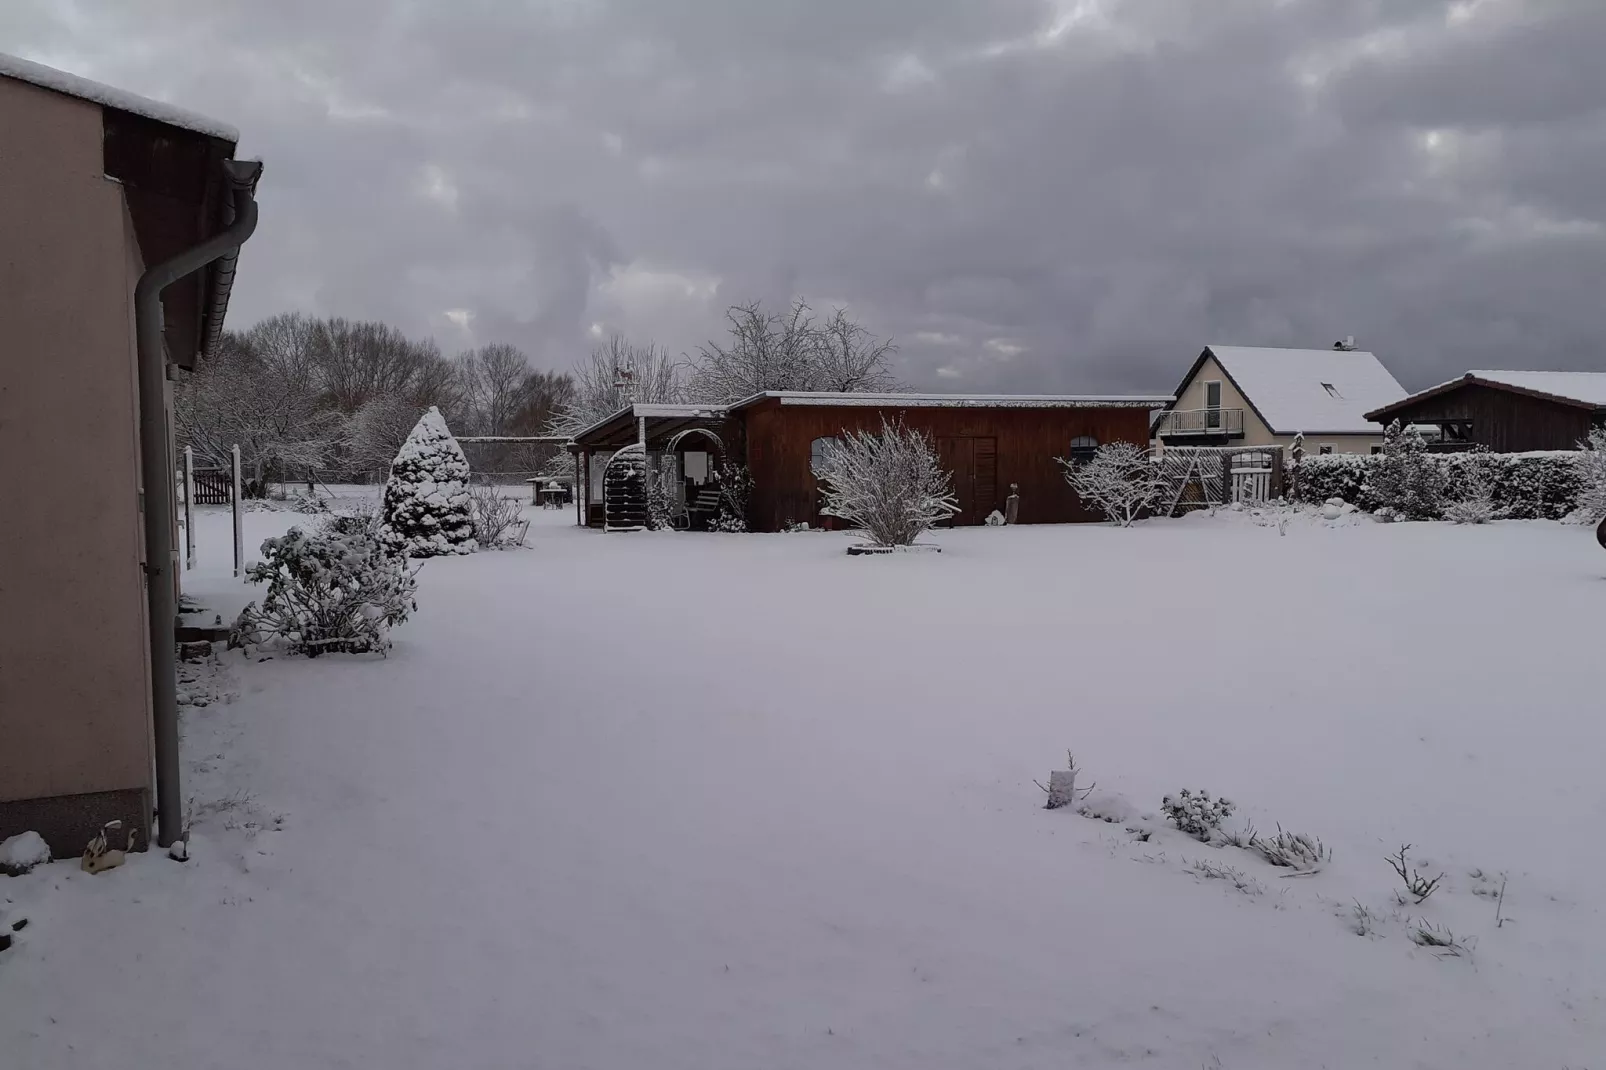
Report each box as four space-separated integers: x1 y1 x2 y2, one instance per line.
1166 355 1385 455
0 77 154 813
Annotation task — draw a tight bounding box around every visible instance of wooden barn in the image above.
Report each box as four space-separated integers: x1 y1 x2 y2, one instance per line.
567 390 1172 532
1364 371 1606 453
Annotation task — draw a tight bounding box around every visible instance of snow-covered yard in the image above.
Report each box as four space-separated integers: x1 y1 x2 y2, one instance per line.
4 504 1606 1069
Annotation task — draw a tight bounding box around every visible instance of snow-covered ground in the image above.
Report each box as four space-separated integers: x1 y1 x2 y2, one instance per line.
4 503 1606 1069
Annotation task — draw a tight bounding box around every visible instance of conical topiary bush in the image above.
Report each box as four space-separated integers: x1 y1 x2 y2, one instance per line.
380 406 478 557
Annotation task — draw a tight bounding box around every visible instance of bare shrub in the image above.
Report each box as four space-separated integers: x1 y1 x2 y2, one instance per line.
813 418 958 546
1057 441 1167 526
469 481 527 547
1186 858 1264 896
1410 920 1475 958
1387 844 1444 903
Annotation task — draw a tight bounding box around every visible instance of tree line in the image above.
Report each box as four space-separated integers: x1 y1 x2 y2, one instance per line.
176 299 900 491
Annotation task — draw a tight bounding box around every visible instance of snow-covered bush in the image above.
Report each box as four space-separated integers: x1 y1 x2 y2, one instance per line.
1574 427 1606 523
468 482 527 547
1363 420 1443 519
1250 826 1332 872
1057 441 1167 526
1443 447 1501 524
713 461 752 532
0 831 51 875
1161 789 1235 842
234 513 418 657
380 407 477 557
812 418 958 546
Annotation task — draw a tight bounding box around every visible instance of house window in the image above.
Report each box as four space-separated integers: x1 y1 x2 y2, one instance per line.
1068 435 1099 464
1319 444 1335 455
1204 381 1222 428
810 436 839 475
1321 382 1343 399
1370 445 1383 455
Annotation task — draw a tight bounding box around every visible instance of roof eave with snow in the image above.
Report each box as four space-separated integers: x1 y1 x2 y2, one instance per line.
0 52 239 142
729 391 1173 412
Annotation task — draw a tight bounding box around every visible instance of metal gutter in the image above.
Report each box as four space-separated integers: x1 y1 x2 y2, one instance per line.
135 158 262 848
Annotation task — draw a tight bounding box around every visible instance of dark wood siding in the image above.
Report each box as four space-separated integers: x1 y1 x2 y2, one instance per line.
737 401 1153 532
1378 383 1594 453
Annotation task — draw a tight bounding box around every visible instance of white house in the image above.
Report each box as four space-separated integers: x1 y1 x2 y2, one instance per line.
1152 344 1408 455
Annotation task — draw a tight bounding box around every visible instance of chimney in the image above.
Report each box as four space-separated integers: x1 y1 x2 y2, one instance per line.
1333 336 1356 351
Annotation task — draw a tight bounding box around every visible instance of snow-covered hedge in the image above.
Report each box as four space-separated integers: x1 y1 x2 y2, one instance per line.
1296 450 1586 520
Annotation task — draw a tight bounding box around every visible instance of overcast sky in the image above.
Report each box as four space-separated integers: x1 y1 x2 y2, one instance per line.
5 0 1602 392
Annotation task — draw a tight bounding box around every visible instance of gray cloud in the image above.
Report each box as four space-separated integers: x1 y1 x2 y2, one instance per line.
4 0 1603 391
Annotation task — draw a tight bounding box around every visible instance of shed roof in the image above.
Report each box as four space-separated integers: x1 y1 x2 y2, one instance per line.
726 390 1173 412
1364 371 1606 421
1190 346 1407 435
0 52 239 142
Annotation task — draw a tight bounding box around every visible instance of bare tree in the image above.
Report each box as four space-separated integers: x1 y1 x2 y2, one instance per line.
313 318 453 415
689 298 820 401
812 307 900 393
345 394 425 479
175 328 340 495
812 418 958 546
456 343 533 436
547 335 685 436
1057 442 1167 526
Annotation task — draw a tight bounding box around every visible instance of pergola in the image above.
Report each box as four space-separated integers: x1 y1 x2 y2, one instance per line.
568 403 729 527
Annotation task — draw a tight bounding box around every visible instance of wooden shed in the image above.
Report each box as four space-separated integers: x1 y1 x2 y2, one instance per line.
726 391 1171 531
1363 371 1606 453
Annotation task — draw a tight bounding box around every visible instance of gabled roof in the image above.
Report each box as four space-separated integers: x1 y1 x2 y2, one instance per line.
0 52 238 142
725 390 1172 413
1166 345 1407 435
1364 371 1606 422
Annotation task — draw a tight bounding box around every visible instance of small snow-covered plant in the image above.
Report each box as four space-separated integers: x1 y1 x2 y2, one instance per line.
713 461 752 532
1220 820 1258 849
1186 858 1264 896
812 418 959 546
1444 446 1501 524
234 514 418 657
1573 426 1606 522
1057 441 1167 526
1288 432 1306 499
1161 789 1235 841
468 482 526 547
1410 920 1474 957
380 406 477 557
1386 844 1443 903
1347 901 1377 937
1250 825 1331 872
644 463 679 531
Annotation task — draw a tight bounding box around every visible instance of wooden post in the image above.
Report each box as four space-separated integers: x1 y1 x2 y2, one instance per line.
574 452 584 526
231 444 243 579
182 446 195 571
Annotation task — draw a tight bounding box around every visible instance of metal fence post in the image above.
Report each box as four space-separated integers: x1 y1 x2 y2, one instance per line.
183 446 195 570
231 444 243 579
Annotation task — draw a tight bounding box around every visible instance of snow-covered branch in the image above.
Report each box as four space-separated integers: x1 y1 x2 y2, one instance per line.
812 418 957 546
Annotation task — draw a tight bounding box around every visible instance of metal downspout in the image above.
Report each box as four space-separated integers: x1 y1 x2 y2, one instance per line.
136 159 262 848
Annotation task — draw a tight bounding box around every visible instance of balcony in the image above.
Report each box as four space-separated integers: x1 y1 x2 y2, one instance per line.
1155 406 1244 439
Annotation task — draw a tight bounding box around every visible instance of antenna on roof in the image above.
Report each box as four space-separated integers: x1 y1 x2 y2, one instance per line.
1333 336 1356 351
613 354 637 403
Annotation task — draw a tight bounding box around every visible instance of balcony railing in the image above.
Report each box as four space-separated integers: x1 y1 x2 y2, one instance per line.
1155 406 1245 437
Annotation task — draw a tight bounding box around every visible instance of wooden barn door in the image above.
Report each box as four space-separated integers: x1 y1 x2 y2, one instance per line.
937 436 998 525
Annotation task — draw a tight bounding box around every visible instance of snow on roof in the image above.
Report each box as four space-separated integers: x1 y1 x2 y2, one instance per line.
0 52 239 142
740 391 1173 410
1205 346 1407 434
1467 370 1606 408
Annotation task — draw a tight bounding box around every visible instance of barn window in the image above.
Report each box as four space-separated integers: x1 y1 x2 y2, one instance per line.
1068 435 1100 464
810 436 840 475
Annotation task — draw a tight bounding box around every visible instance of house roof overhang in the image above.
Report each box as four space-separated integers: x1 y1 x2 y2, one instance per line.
2 54 254 371
568 403 731 450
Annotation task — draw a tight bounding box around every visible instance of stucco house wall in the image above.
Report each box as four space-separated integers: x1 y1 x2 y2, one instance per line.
0 76 155 850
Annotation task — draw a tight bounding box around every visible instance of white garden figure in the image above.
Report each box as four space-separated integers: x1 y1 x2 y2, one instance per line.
812 418 958 547
380 406 478 557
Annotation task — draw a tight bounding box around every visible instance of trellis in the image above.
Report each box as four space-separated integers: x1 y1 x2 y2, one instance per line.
1153 446 1284 517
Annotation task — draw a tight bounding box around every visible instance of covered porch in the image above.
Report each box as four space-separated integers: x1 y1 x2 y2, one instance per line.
568 404 734 531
